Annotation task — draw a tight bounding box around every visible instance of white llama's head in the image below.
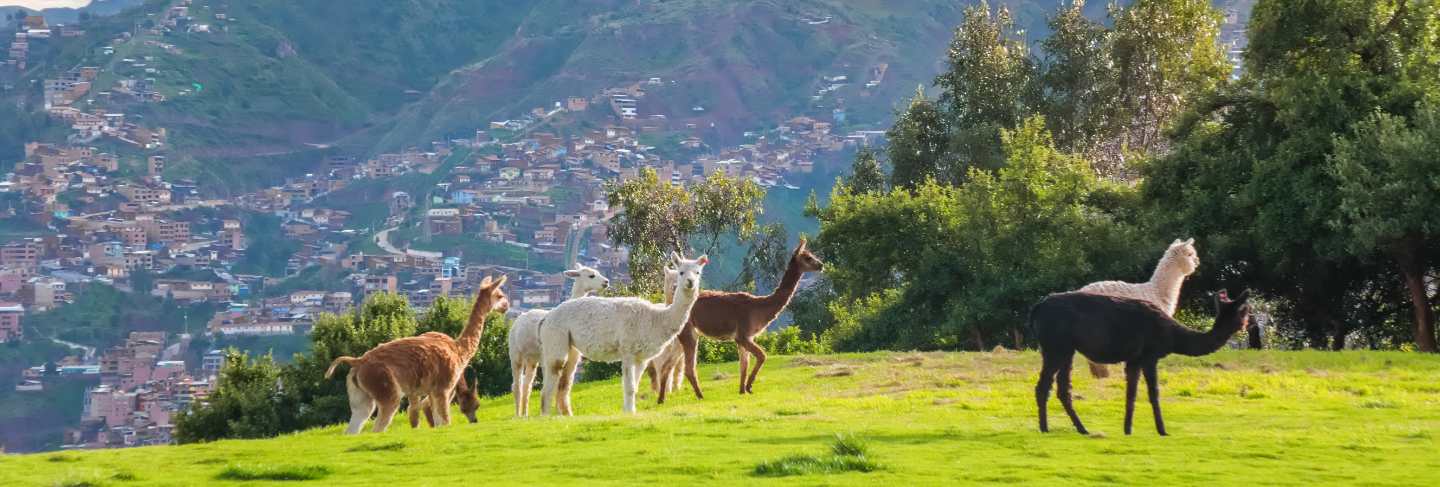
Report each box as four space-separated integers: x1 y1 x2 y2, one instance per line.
669 252 708 299
1165 238 1200 275
563 264 609 296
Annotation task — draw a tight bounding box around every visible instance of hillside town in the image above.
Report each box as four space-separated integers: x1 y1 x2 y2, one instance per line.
0 4 884 452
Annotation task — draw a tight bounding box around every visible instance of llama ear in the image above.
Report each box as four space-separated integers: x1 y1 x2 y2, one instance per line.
563 269 581 278
1185 238 1195 245
493 275 508 289
670 251 682 266
798 237 808 249
479 275 493 288
697 254 709 266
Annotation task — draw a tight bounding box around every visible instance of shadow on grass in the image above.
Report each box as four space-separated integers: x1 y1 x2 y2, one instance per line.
346 441 407 452
216 464 333 481
752 434 881 477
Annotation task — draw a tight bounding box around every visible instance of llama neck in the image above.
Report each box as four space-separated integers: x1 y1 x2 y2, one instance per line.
1148 255 1187 311
760 257 805 314
568 284 590 300
661 286 700 333
457 298 490 358
1173 322 1237 357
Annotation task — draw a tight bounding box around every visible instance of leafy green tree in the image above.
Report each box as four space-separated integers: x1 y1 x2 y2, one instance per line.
414 295 512 395
732 223 790 292
933 1 1036 174
691 169 765 255
886 87 948 189
845 147 886 194
1330 100 1440 351
1038 0 1121 170
1110 0 1230 158
175 351 284 443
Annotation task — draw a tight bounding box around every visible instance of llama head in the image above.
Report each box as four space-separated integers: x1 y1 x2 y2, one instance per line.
1213 289 1252 332
456 376 481 423
1165 238 1200 275
563 264 610 296
479 275 511 314
669 252 708 299
662 266 680 304
792 237 824 273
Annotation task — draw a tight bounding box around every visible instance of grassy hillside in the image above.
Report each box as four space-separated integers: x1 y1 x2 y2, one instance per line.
5 350 1437 485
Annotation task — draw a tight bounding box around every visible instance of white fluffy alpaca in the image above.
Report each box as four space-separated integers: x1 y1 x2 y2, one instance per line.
507 264 610 417
646 267 685 396
1077 238 1200 377
539 253 707 415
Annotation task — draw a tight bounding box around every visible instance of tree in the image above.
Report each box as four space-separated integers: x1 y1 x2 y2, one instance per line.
886 86 948 189
175 351 284 443
933 1 1036 174
691 169 765 256
731 223 790 293
607 168 765 290
1038 0 1121 172
606 168 697 290
1110 0 1230 158
1331 101 1440 351
845 147 885 194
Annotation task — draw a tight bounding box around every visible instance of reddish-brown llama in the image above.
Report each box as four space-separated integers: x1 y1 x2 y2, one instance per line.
672 239 823 400
326 275 509 434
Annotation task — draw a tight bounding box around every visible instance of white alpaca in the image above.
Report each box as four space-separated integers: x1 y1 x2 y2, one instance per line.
539 253 707 415
646 267 685 396
507 264 610 417
1077 238 1200 377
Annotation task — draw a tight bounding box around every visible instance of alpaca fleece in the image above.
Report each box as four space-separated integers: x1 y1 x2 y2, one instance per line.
1076 238 1198 378
508 265 609 416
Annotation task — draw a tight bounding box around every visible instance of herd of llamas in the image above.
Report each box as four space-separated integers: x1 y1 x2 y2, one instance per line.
326 237 1253 436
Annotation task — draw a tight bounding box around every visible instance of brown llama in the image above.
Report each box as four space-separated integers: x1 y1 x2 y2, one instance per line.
325 275 509 434
1032 290 1251 436
408 375 481 428
673 238 824 400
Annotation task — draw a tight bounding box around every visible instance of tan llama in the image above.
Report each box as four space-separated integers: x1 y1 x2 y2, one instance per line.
325 275 510 434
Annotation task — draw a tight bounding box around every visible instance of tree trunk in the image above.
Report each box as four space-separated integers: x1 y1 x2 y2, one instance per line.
1246 323 1263 350
970 326 985 351
1394 239 1437 352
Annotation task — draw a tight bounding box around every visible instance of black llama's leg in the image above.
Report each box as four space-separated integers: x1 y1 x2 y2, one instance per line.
1035 354 1060 433
1056 354 1088 435
1142 362 1167 436
1123 362 1141 435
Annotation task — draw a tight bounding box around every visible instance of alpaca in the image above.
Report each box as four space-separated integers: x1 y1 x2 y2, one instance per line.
645 267 686 400
325 276 510 434
507 265 610 416
538 253 707 415
675 239 823 399
1077 238 1199 378
1031 290 1251 436
408 375 481 428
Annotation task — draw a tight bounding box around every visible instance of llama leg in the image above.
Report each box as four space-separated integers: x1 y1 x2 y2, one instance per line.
372 398 401 433
345 373 375 435
645 363 659 394
737 347 749 395
1123 362 1141 435
1142 362 1166 436
357 366 400 433
739 337 767 394
1035 360 1057 433
521 362 539 417
541 359 562 416
435 387 454 427
407 397 423 428
678 326 704 399
559 348 582 416
1056 355 1088 435
512 360 524 417
621 359 637 413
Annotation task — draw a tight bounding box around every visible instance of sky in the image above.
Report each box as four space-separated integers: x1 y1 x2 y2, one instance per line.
0 0 92 9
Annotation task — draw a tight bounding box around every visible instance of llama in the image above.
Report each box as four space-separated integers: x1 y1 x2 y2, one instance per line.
1031 290 1251 436
675 239 823 399
507 265 610 416
645 267 686 400
538 253 707 415
408 376 481 428
325 275 510 434
1077 238 1199 378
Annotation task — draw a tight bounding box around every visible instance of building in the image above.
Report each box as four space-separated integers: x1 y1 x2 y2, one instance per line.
0 303 23 342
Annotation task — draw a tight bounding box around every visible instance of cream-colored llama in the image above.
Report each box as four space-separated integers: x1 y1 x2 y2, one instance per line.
1077 238 1199 377
539 253 707 415
507 265 609 417
646 267 685 397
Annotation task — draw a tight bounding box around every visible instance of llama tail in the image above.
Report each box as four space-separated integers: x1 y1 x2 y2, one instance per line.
1087 360 1110 379
325 356 359 379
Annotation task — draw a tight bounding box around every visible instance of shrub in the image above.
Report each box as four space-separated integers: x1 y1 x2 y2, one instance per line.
216 464 332 481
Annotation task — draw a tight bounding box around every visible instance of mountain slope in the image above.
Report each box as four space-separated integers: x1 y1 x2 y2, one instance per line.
3 351 1436 485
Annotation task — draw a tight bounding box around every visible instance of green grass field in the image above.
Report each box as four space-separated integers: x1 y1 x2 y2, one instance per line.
5 351 1439 486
